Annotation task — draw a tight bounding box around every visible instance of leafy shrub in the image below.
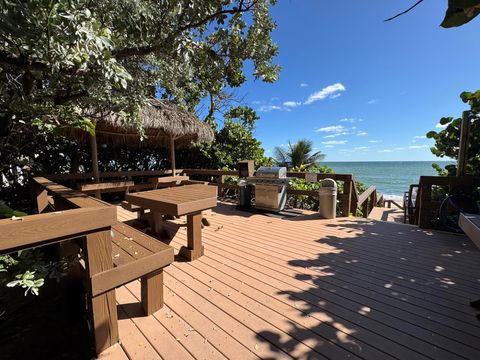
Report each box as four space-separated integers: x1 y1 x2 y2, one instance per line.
0 249 75 296
427 91 480 177
287 164 333 211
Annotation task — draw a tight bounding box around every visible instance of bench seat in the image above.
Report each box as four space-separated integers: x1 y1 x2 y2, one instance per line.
459 213 480 248
121 200 143 212
80 181 134 199
90 222 174 314
32 177 175 354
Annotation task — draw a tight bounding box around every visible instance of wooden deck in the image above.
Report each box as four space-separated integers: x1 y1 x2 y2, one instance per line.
101 203 480 360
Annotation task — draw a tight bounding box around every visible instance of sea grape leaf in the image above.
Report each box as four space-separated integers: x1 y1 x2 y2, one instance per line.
441 0 480 27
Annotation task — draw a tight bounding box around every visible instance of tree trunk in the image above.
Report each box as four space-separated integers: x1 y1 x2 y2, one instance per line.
89 134 100 182
169 136 176 175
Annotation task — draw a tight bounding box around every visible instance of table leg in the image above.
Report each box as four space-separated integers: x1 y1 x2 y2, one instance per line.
470 300 480 320
179 211 204 261
151 211 169 238
141 270 164 315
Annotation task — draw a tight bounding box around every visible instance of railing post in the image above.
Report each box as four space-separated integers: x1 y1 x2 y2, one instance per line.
362 198 369 218
217 174 225 195
457 111 471 176
342 179 353 216
417 183 432 228
31 181 50 214
83 230 119 354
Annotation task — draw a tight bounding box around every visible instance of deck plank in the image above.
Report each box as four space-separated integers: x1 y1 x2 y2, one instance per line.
100 203 480 360
169 229 477 359
200 217 480 326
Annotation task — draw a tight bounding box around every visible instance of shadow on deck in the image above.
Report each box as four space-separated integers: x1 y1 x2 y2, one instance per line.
104 203 480 360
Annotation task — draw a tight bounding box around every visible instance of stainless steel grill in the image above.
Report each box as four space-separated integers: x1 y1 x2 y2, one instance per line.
247 166 290 212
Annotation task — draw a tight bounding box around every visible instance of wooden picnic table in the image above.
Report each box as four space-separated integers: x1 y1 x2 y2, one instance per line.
125 184 217 261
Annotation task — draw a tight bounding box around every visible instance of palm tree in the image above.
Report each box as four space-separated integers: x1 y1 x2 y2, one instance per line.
273 139 325 169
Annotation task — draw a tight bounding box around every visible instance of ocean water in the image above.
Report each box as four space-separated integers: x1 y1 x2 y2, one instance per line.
323 161 455 199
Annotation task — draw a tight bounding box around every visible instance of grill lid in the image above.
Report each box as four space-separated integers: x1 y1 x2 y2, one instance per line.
255 166 287 179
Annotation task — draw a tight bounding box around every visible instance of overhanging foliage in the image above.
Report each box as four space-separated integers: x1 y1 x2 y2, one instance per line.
0 0 280 134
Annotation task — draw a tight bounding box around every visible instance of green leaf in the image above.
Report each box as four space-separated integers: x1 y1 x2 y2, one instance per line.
441 0 480 27
440 117 452 125
426 131 437 139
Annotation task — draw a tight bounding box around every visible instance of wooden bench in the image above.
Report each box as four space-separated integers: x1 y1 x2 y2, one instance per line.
459 213 480 315
79 180 135 199
149 175 190 189
459 213 480 248
32 177 174 355
121 200 145 219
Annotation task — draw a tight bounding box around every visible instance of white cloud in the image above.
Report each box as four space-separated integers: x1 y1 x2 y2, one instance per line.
409 145 429 149
356 131 368 136
354 146 369 151
435 123 448 129
380 146 409 152
369 140 381 143
258 105 282 112
323 132 348 138
367 99 378 105
257 104 293 113
414 135 427 139
283 101 301 107
300 83 308 88
324 145 334 148
322 140 348 145
305 83 346 105
315 125 346 133
339 118 363 123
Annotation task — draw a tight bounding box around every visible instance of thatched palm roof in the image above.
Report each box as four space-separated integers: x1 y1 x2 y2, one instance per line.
66 99 214 147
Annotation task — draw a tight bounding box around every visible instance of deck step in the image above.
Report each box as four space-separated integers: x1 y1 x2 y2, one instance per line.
369 206 404 223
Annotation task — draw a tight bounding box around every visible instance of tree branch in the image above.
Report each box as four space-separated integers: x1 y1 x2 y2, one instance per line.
0 50 48 71
113 1 255 59
384 0 425 22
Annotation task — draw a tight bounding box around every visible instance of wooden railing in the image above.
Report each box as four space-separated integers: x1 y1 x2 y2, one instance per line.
0 207 116 255
384 199 403 209
0 197 118 354
43 168 384 218
43 169 181 181
181 169 378 217
415 176 480 228
356 185 377 217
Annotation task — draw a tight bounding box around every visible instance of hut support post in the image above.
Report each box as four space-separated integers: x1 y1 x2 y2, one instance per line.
90 134 100 183
169 136 176 175
457 111 470 177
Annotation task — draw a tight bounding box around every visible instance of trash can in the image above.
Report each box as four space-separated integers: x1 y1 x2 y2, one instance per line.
238 179 252 209
319 178 337 219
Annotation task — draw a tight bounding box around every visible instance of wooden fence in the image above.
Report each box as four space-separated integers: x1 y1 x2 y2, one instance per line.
415 175 480 228
181 169 380 218
42 168 381 218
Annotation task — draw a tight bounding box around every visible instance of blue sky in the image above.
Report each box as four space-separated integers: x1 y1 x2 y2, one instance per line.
237 0 480 161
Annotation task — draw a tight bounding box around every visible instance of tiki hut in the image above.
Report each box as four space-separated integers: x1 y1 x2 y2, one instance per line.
65 99 214 181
